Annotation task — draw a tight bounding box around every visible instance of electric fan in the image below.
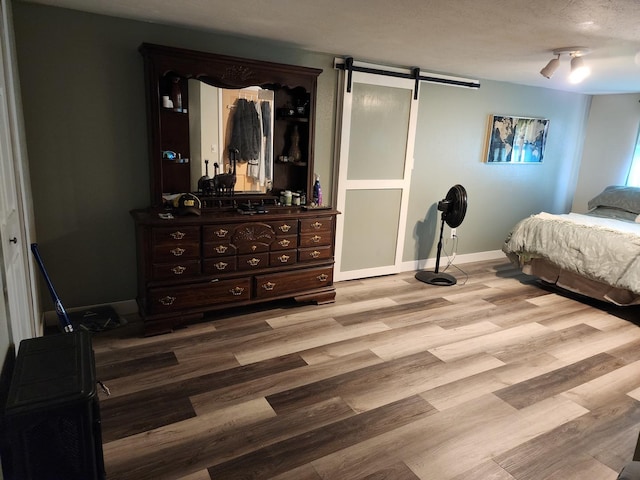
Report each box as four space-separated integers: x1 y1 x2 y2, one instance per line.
415 184 468 286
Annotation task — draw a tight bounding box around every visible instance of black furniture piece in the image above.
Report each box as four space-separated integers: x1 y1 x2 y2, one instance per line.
617 431 640 480
2 331 105 480
619 462 640 480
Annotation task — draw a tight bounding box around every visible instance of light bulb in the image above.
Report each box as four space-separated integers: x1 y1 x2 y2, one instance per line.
568 55 590 84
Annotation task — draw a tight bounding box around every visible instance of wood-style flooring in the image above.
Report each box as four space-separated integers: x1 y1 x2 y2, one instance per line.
92 259 640 480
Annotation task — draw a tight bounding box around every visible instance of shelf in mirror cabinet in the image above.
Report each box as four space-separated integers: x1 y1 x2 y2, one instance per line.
275 161 307 166
276 115 309 122
161 108 188 115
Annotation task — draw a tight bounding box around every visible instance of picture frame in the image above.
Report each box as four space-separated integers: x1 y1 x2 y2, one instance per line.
485 114 549 163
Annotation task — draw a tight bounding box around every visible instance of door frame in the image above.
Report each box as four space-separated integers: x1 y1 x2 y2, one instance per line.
0 0 39 343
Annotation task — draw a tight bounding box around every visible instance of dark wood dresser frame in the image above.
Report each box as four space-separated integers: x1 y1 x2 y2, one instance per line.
134 44 336 335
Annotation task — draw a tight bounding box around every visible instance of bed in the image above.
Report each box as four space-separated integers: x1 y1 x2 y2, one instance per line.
502 185 640 306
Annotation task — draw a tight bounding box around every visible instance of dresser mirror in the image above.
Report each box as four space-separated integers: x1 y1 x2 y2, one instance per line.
187 80 274 195
140 43 321 208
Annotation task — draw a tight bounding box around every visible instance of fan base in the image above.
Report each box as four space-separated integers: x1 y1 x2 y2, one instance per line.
415 270 457 286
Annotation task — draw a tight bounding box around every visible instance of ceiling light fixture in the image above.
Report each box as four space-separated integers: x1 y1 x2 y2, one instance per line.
540 47 591 83
568 54 591 83
540 55 560 79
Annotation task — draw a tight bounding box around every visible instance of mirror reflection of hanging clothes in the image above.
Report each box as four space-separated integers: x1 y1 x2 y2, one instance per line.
248 100 264 186
261 101 272 183
229 98 261 164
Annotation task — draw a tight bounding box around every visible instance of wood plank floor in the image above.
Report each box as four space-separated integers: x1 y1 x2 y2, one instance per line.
91 259 640 480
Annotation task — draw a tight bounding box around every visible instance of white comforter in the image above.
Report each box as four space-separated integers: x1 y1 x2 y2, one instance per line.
503 212 640 294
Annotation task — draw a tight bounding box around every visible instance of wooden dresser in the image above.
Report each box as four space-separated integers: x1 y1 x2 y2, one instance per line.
132 208 337 335
135 43 334 335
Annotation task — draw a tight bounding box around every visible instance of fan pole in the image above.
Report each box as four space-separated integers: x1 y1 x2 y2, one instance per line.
415 213 457 286
434 216 445 274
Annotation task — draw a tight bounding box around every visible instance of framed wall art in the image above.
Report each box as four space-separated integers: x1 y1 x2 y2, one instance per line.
485 114 549 163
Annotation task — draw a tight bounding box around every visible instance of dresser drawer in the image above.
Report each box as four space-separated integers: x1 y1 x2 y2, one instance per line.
203 224 236 242
270 235 298 251
203 242 237 258
237 252 270 271
148 278 251 313
299 232 332 247
268 220 298 235
152 242 200 262
300 217 332 233
152 226 200 245
255 266 333 299
232 223 275 253
269 250 297 267
235 241 271 254
298 245 333 262
203 257 237 274
152 260 201 280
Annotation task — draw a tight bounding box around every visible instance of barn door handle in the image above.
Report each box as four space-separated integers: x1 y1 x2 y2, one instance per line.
9 237 17 244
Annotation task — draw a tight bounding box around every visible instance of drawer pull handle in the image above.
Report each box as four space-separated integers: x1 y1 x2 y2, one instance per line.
159 296 176 306
172 266 186 275
262 281 276 291
317 274 329 282
278 239 291 247
215 228 229 238
251 245 257 251
170 231 186 240
171 247 186 256
229 287 245 296
311 221 323 229
214 261 228 270
310 250 321 259
247 257 261 266
277 254 290 263
279 224 292 233
311 235 322 243
215 245 228 254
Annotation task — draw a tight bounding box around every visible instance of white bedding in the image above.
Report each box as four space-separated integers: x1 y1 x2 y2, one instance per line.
536 212 640 236
503 212 640 295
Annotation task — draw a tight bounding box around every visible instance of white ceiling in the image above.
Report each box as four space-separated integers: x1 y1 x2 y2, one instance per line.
20 0 640 95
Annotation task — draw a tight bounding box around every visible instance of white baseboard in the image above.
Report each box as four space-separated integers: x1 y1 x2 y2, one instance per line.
335 250 507 282
405 249 506 272
43 299 138 327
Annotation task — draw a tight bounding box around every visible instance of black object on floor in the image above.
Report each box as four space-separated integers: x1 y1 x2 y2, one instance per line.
68 305 125 333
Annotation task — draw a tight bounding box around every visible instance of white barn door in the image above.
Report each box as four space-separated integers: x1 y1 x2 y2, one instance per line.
334 69 419 281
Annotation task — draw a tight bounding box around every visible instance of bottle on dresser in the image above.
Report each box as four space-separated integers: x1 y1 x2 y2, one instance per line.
313 174 322 206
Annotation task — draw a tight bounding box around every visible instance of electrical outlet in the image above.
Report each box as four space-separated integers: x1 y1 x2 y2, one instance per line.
450 228 457 238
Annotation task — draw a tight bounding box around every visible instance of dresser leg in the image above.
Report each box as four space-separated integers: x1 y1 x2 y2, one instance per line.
294 289 336 305
143 312 204 336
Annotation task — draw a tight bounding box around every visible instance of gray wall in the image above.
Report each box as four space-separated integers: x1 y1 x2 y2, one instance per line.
406 81 590 262
12 2 598 312
12 2 336 309
572 93 640 212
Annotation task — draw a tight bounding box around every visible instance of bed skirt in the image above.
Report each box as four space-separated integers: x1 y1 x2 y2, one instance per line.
506 253 640 306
